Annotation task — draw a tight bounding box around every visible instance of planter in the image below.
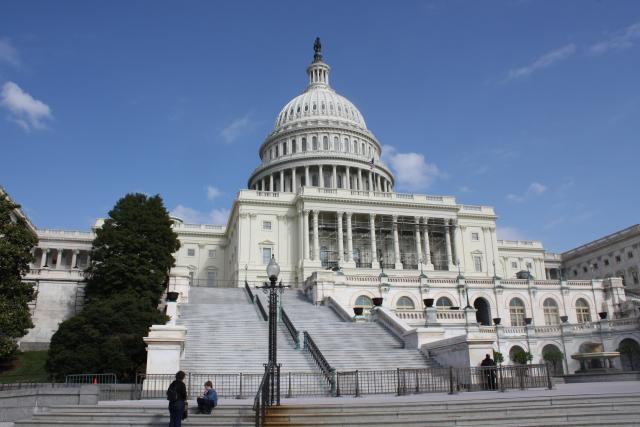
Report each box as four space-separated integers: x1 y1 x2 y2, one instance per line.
353 307 364 316
524 317 532 325
166 291 179 302
493 317 501 325
598 312 608 320
423 298 434 308
560 315 568 323
372 297 384 307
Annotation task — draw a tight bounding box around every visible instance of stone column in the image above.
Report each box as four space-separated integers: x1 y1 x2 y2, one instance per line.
261 178 265 191
292 168 297 192
298 210 304 264
451 219 460 266
56 249 64 269
368 171 373 191
279 170 284 192
337 212 344 263
415 218 423 268
303 210 310 260
71 250 79 269
422 217 434 270
305 166 310 187
312 210 320 261
392 215 402 269
445 220 453 270
332 165 337 189
319 165 324 188
346 213 353 263
370 213 379 269
357 169 362 191
40 248 49 268
269 174 274 192
376 174 381 191
346 167 351 190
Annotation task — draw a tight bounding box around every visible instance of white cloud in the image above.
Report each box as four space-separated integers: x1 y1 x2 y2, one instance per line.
590 21 640 55
507 44 576 80
1 81 53 131
497 226 527 241
506 181 546 203
170 204 230 226
206 185 222 200
0 37 20 67
382 145 441 191
220 114 254 144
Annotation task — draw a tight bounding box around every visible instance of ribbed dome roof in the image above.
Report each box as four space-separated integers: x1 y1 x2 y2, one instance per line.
273 41 367 132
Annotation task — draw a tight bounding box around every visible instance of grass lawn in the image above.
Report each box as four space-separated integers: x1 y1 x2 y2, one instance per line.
0 350 50 383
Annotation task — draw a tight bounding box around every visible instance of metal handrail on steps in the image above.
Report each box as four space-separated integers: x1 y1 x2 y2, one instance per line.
303 331 336 393
255 296 268 321
244 280 255 302
281 308 300 348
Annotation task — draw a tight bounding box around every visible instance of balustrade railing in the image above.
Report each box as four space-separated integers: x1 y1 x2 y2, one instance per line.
65 373 117 384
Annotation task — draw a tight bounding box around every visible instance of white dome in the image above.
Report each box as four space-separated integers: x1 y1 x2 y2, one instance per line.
275 86 367 131
273 51 367 132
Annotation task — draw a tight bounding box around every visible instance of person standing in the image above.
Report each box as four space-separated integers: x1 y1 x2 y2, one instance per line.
167 370 187 427
480 354 497 390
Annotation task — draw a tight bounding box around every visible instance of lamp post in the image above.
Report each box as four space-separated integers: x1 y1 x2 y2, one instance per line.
259 255 286 405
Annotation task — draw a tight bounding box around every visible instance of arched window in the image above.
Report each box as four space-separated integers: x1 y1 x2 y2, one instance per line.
509 345 526 365
509 298 526 326
323 136 329 150
282 142 287 156
334 137 339 151
543 298 560 325
436 297 452 309
312 136 318 150
302 137 307 152
354 142 359 155
576 298 591 323
396 296 415 310
355 295 373 312
292 138 297 153
343 138 349 152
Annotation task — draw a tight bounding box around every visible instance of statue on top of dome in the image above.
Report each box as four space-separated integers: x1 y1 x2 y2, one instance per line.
313 37 322 62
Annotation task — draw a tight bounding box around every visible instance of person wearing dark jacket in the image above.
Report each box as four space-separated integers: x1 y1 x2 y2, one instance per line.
196 380 218 414
168 371 188 427
480 354 497 390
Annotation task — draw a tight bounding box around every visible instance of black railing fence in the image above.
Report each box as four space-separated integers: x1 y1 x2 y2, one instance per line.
244 280 255 302
65 373 117 384
255 296 268 321
303 332 335 386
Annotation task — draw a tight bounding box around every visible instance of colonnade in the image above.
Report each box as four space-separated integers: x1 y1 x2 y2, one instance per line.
252 165 392 193
33 247 90 270
298 210 460 271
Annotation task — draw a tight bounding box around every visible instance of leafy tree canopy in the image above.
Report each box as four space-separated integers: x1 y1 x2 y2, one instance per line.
47 193 179 379
0 193 38 361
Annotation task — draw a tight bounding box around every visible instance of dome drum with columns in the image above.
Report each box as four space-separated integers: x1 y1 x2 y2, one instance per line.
248 41 394 193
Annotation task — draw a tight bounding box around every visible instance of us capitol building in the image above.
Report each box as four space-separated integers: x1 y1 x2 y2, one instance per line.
14 41 640 375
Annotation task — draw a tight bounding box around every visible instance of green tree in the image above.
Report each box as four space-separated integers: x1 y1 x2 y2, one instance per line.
0 193 38 363
47 194 179 380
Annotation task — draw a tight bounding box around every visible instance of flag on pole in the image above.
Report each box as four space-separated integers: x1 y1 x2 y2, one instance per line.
369 157 375 170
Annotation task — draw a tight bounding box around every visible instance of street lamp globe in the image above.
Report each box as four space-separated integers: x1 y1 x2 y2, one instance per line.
266 255 280 281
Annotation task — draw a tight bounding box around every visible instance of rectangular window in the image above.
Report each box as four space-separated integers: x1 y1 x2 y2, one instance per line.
616 255 622 263
511 261 518 269
471 232 479 241
604 259 609 266
526 262 533 269
593 263 598 269
262 247 272 265
583 266 588 273
208 249 217 258
207 271 216 287
573 270 578 276
263 221 272 231
628 251 634 259
473 256 483 272
187 248 195 257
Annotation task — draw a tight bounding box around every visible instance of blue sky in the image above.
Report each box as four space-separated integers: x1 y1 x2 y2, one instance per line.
1 0 639 253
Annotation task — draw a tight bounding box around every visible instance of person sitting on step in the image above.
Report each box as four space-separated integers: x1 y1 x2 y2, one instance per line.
196 381 218 414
